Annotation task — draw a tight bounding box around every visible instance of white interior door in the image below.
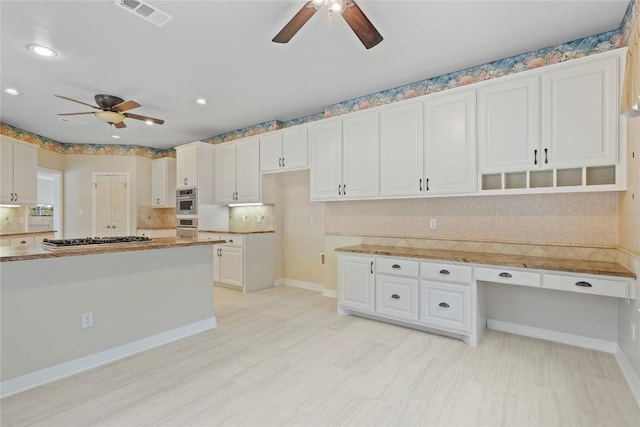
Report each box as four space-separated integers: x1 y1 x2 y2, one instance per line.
94 174 129 237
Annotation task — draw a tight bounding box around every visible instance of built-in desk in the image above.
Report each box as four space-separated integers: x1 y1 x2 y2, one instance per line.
336 245 636 348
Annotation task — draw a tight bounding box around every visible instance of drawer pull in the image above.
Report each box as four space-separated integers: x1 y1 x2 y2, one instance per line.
575 281 592 288
392 264 401 269
499 272 512 278
439 269 450 275
20 240 27 244
438 302 450 308
391 294 400 299
370 261 373 274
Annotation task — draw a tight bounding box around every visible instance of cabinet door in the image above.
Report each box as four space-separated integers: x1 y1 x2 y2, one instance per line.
376 275 419 322
310 119 342 200
235 137 261 202
220 246 243 288
342 111 379 198
176 145 198 188
259 132 283 173
0 139 14 204
151 159 167 206
542 55 618 167
213 244 221 283
11 141 37 205
380 102 424 196
215 143 237 203
477 75 540 172
424 89 477 194
281 127 308 170
338 255 375 313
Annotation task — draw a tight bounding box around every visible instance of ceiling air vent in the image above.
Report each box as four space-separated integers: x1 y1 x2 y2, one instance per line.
114 0 173 27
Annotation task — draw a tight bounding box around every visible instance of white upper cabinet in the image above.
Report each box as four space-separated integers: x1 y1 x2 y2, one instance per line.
175 144 199 188
341 111 379 199
0 137 37 205
215 137 260 204
477 75 540 173
260 127 308 173
541 54 618 168
309 119 342 200
151 157 176 208
424 89 477 194
235 137 261 202
380 101 424 197
310 112 379 201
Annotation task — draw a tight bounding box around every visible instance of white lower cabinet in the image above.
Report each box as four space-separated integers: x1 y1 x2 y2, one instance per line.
339 255 375 313
376 275 419 322
420 281 471 333
200 232 274 293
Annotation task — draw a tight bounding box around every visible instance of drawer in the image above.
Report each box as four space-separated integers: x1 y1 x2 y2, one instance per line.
34 234 54 244
474 266 541 287
1 238 11 247
421 262 472 284
543 273 629 298
375 275 419 322
219 234 243 247
420 281 471 333
376 258 419 278
198 232 220 241
10 236 34 246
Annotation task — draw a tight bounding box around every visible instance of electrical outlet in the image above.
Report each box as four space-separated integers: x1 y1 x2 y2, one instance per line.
632 322 636 341
257 215 264 223
82 312 94 329
242 215 248 223
310 215 315 224
429 218 437 229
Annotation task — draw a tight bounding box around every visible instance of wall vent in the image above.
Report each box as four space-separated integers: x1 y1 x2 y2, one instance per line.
114 0 173 27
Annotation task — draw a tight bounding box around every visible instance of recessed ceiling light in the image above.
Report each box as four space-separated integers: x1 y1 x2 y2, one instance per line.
27 44 57 57
111 134 121 139
196 98 207 105
3 88 21 96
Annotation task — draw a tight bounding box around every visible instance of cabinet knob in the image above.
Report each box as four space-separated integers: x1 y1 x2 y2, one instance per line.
499 272 512 278
14 193 18 201
438 302 450 308
20 240 26 244
282 157 285 168
419 178 422 192
439 269 450 275
370 261 373 274
391 294 400 299
534 149 538 165
106 225 111 229
156 198 160 204
575 281 592 288
392 264 401 269
112 225 116 229
544 148 549 164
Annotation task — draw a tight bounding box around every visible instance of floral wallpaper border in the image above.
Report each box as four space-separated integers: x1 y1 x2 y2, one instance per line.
2 0 638 155
0 122 175 159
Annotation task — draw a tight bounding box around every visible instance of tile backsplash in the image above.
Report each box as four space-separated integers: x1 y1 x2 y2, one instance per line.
0 206 26 233
136 206 177 229
228 205 275 232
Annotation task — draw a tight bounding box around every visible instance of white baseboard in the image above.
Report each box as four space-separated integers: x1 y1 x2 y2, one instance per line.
615 345 640 407
487 319 617 353
276 279 337 298
0 317 217 399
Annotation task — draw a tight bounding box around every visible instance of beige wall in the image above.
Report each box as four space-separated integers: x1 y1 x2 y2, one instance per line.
325 192 619 246
63 155 149 238
37 147 64 171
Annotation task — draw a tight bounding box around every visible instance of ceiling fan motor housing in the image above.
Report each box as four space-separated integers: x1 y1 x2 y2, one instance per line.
95 94 125 110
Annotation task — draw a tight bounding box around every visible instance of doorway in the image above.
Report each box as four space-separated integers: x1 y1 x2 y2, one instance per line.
92 173 129 237
35 168 63 239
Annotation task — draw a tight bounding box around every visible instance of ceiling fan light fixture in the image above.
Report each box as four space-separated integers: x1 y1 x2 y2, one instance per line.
27 44 57 57
145 120 154 125
329 0 345 13
4 88 21 96
95 111 126 124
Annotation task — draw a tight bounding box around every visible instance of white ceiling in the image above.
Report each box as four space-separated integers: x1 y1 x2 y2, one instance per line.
0 0 630 150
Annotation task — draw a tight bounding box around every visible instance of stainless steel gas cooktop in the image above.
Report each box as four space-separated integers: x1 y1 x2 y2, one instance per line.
42 236 152 248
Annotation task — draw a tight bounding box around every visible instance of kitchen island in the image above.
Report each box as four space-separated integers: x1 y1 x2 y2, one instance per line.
0 237 224 397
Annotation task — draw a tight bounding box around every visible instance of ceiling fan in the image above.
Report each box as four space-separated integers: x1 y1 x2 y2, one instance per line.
273 0 383 49
55 94 165 128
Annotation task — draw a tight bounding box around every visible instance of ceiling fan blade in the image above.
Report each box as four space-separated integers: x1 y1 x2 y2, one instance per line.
124 112 165 125
272 1 317 44
342 1 383 49
113 100 141 112
114 122 127 129
55 94 100 110
57 112 96 116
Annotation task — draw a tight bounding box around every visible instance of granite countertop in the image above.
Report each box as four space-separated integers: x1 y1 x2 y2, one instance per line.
198 229 275 234
336 244 636 279
0 230 56 237
136 227 176 231
0 237 225 262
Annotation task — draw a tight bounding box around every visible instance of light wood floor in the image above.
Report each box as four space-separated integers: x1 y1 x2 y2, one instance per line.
1 285 639 426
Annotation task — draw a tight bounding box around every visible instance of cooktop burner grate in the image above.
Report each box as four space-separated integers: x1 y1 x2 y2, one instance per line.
42 236 152 248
